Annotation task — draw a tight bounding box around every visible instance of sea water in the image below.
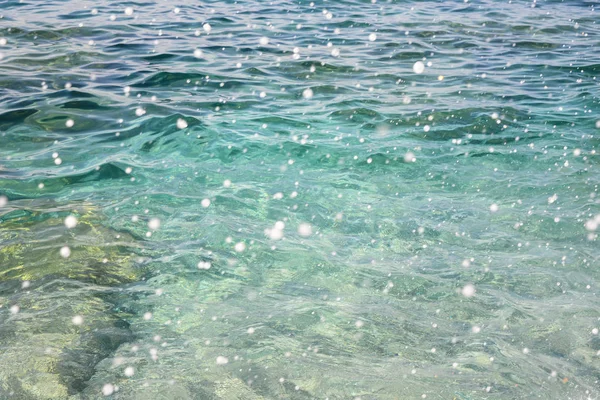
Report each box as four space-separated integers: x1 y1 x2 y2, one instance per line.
0 0 599 399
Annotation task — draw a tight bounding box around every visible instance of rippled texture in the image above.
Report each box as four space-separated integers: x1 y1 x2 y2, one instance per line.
1 0 600 399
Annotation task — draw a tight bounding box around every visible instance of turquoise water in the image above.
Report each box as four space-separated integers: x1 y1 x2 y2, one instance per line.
1 0 600 398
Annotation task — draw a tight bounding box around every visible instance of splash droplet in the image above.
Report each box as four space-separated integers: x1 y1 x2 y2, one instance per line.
298 223 312 237
177 118 188 129
64 215 78 229
102 384 114 396
216 356 228 365
60 246 71 258
234 242 246 252
197 261 211 270
413 61 425 74
148 218 161 230
302 88 313 99
404 152 416 163
461 284 475 297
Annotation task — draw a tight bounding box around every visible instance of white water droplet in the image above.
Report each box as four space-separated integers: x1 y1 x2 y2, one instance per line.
298 223 312 237
177 118 188 129
65 119 74 128
234 242 246 252
216 356 228 365
461 284 475 297
148 218 161 230
274 221 285 230
72 315 84 325
302 88 313 99
368 33 377 41
124 7 133 15
413 61 425 74
259 37 269 46
135 107 146 117
266 221 285 240
404 152 416 163
102 384 114 396
201 198 211 208
197 261 211 270
60 246 71 258
585 218 598 231
490 203 499 213
203 23 212 33
64 215 78 229
193 49 203 58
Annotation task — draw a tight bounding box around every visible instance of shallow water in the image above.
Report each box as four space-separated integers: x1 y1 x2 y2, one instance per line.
1 0 600 399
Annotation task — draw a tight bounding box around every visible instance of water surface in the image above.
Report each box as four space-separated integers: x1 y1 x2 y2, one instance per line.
1 0 599 399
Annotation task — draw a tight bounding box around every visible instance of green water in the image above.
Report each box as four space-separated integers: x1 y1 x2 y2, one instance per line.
1 0 599 399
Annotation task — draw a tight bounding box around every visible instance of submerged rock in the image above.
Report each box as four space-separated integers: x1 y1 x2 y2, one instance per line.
0 205 145 399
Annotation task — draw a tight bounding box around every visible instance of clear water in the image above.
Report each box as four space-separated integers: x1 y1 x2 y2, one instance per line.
1 0 599 399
